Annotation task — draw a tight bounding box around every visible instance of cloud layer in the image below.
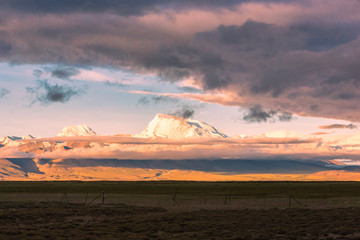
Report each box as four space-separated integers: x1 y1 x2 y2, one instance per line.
26 80 87 105
243 105 292 123
1 133 358 161
1 1 360 120
169 104 201 119
137 95 179 106
319 124 357 130
0 88 10 99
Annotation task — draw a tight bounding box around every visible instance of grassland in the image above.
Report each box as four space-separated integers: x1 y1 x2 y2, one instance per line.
1 181 360 239
1 181 360 197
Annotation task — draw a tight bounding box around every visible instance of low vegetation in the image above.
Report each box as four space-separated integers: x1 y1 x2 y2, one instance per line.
1 181 360 239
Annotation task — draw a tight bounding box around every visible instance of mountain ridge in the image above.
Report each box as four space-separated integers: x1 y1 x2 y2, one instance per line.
138 113 228 139
56 124 97 137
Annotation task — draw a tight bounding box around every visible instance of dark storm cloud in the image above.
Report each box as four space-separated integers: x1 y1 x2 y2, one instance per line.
194 21 360 96
47 66 80 79
0 0 161 15
104 80 127 88
319 124 357 130
0 88 10 99
2 0 360 121
243 105 292 123
33 69 42 78
169 104 204 119
197 21 306 53
33 66 79 79
277 112 293 122
0 0 247 15
26 80 87 106
136 97 151 106
243 105 275 123
292 23 360 52
0 39 12 56
190 20 360 120
171 106 195 119
177 86 201 93
137 95 179 106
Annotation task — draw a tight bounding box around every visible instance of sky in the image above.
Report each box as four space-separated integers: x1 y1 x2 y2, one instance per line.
1 0 360 138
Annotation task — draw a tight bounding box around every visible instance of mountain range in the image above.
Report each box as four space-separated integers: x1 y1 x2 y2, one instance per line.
138 113 228 139
1 113 360 181
57 124 97 137
0 113 234 158
1 113 228 148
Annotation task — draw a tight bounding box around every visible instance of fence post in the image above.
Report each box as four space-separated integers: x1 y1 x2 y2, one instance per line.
171 190 178 206
64 189 69 204
88 191 104 205
288 194 291 208
262 193 266 208
204 192 207 206
84 192 88 205
291 195 302 207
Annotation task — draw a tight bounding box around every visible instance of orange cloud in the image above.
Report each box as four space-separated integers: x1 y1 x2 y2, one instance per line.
128 90 243 106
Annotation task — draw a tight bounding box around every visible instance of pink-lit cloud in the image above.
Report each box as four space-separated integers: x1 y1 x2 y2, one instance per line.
1 1 360 121
0 135 354 161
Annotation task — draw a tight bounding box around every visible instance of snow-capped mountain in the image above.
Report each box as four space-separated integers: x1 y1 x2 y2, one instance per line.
22 135 34 140
138 113 228 139
0 135 34 147
0 136 22 145
56 124 97 137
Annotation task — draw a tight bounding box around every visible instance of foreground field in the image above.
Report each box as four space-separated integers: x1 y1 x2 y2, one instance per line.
1 182 360 239
1 181 360 197
1 202 360 240
1 181 360 209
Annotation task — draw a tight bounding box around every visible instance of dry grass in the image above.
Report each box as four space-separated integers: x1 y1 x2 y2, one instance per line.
1 181 360 239
1 202 360 239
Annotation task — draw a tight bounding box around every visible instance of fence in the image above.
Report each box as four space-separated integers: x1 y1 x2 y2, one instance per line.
49 189 360 210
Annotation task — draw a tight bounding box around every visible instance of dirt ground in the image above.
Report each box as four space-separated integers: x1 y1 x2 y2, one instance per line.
1 181 360 239
1 202 360 240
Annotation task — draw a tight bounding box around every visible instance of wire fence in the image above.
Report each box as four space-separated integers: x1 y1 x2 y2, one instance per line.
1 190 360 210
